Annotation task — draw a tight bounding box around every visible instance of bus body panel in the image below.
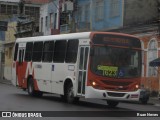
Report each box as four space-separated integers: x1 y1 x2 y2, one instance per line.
85 86 140 101
33 62 52 93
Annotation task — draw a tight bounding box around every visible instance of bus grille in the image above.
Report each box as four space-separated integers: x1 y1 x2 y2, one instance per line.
102 80 131 86
107 92 126 97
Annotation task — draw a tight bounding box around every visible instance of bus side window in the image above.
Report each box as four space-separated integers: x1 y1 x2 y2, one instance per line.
65 39 79 63
25 42 33 61
53 40 67 63
42 41 54 62
14 43 19 61
32 42 43 62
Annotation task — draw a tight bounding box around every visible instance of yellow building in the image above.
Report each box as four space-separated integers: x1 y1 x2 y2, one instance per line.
4 22 17 80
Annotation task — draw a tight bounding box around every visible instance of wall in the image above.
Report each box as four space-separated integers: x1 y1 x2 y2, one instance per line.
4 21 16 80
40 3 50 35
39 0 59 35
124 0 160 26
76 0 123 32
135 32 160 92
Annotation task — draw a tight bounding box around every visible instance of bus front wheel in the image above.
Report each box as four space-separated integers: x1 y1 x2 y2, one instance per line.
106 100 119 108
64 82 79 103
27 78 42 97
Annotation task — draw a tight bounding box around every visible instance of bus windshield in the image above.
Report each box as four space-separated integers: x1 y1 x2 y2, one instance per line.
90 45 141 78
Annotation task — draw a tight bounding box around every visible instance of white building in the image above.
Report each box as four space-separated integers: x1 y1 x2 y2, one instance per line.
39 0 60 36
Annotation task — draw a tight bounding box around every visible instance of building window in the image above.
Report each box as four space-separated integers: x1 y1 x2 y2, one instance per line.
25 6 30 15
85 4 90 22
110 0 120 17
7 5 12 14
95 0 104 21
50 13 53 29
1 4 6 14
41 17 43 32
148 40 158 76
45 16 48 27
54 13 57 29
13 5 18 14
77 7 82 22
25 6 39 20
0 4 18 15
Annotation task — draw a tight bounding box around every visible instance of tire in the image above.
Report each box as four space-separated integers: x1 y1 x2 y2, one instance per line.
140 98 149 104
106 100 119 108
27 78 43 97
64 82 78 103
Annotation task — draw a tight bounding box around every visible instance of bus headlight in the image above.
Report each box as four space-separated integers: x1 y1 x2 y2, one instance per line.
89 80 104 90
135 84 139 89
92 81 96 86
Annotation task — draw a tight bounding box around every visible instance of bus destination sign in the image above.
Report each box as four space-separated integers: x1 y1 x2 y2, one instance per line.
92 34 141 48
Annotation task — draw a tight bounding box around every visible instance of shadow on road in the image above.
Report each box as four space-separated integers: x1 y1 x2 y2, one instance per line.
11 93 132 111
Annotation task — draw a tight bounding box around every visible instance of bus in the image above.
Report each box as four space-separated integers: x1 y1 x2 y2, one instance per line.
12 32 142 107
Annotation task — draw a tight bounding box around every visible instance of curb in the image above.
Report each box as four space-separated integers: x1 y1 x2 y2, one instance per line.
0 79 12 85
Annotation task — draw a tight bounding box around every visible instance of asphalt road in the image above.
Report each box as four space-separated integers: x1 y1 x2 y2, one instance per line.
0 83 159 120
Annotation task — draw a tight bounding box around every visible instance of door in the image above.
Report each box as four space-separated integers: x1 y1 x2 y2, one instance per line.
77 46 89 96
12 43 18 86
16 45 25 87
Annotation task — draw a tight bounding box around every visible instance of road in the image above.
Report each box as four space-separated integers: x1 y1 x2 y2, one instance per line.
0 83 159 120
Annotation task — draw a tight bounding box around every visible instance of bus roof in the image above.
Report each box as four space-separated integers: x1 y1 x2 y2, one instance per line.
15 32 139 43
16 32 91 43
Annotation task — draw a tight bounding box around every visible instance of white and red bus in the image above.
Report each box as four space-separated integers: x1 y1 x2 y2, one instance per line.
12 32 142 107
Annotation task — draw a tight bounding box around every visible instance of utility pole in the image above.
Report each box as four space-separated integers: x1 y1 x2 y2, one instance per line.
158 0 160 35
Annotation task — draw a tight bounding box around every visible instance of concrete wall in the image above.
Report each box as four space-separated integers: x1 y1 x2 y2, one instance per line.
40 3 50 35
124 0 160 26
4 22 16 80
39 0 59 35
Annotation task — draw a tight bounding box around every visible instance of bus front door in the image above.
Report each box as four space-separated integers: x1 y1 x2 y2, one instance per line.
77 46 89 96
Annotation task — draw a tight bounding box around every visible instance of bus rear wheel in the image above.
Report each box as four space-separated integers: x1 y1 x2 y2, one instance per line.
106 100 119 108
27 78 43 97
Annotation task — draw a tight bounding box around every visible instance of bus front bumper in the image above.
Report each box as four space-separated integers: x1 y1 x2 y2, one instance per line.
85 86 140 101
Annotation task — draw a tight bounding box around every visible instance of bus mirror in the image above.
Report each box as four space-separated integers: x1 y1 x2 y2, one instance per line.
90 48 94 56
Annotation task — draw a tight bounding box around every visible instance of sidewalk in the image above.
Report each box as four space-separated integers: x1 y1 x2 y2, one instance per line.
0 79 159 106
0 79 12 85
149 97 160 106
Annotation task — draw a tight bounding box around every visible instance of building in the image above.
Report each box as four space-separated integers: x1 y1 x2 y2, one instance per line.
39 0 75 35
75 0 160 94
0 0 48 80
65 0 123 33
4 21 16 80
39 0 60 36
109 0 160 94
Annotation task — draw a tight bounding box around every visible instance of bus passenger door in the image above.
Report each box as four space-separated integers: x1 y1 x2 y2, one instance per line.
16 45 25 87
77 46 89 96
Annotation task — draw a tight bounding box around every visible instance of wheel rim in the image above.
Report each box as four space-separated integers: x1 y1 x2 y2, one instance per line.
28 80 33 94
67 87 74 102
